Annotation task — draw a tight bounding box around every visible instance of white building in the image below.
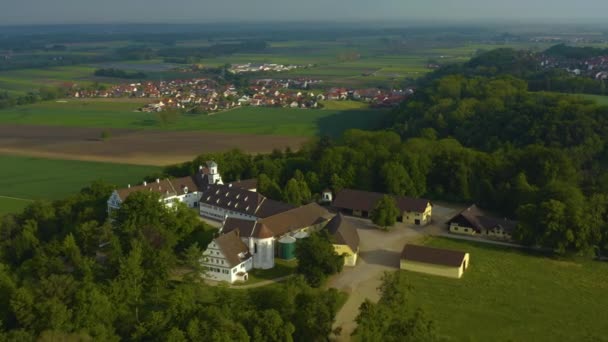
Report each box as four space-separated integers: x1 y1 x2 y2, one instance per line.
107 161 226 217
198 184 294 222
201 230 253 283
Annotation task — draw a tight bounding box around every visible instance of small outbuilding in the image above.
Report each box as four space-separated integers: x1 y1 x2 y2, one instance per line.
325 213 360 266
400 244 469 279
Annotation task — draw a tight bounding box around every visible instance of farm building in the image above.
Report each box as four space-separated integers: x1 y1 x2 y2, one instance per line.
198 183 294 221
107 160 223 216
332 188 432 226
202 230 253 284
400 244 469 279
325 213 360 266
447 205 517 240
219 203 334 269
108 161 290 223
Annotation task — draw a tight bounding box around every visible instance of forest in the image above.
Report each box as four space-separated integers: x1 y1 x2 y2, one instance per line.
424 47 607 95
0 182 352 341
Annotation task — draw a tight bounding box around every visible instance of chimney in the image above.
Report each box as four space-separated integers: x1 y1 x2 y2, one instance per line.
156 178 160 183
143 181 147 186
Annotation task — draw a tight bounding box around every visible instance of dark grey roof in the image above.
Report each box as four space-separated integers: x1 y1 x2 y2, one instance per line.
448 205 517 234
222 217 257 237
256 199 297 219
325 213 360 251
229 178 258 190
200 184 265 216
333 188 430 213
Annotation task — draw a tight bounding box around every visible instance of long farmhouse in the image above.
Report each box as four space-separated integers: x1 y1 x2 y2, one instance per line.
107 161 225 216
332 188 433 226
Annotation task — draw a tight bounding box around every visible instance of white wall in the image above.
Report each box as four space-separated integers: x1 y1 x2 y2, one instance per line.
199 203 256 222
252 237 275 269
201 240 253 283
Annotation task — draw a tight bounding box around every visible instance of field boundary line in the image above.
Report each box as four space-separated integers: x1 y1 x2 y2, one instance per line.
0 195 34 202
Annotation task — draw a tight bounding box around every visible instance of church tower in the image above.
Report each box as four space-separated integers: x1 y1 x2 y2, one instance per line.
207 161 223 185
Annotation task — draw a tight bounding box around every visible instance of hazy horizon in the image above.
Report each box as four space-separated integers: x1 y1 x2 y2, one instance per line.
3 0 608 26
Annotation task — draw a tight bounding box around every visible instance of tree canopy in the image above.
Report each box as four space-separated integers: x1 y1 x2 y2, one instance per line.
295 231 344 287
370 195 400 229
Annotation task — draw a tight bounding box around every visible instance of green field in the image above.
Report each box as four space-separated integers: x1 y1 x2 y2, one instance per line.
402 238 608 341
320 100 370 110
0 155 160 215
0 66 99 94
580 94 608 105
0 100 390 137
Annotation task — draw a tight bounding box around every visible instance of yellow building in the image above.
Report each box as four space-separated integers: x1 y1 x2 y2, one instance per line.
448 205 516 240
332 188 433 226
401 201 433 226
400 244 469 279
325 213 360 266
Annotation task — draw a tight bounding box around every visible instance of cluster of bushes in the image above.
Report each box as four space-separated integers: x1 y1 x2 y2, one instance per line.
0 182 346 340
0 88 64 110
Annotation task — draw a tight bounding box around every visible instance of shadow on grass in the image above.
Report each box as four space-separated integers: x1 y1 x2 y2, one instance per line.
428 236 555 259
316 108 392 138
236 259 298 286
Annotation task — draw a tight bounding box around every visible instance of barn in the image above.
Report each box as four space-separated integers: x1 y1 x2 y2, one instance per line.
400 244 469 279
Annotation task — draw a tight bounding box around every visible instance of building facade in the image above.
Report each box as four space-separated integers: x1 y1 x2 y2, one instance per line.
201 230 253 284
325 213 360 266
448 205 516 240
400 244 469 279
107 160 224 216
220 203 334 270
332 188 433 226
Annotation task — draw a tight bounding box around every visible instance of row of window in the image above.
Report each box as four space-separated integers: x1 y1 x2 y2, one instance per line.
206 267 230 274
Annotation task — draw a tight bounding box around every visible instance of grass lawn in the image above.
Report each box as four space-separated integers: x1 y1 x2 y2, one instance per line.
0 100 390 137
401 237 608 341
236 259 298 286
579 94 608 106
0 66 99 94
0 197 32 216
320 100 370 110
0 155 159 212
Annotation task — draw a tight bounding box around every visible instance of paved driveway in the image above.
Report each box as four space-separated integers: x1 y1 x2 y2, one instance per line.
327 216 424 340
328 204 461 340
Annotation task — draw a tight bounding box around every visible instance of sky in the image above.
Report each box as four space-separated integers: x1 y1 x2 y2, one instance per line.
2 0 608 25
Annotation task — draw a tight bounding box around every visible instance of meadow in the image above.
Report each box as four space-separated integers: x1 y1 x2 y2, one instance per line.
580 93 608 105
403 238 608 341
0 154 159 215
0 100 390 137
0 65 100 94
